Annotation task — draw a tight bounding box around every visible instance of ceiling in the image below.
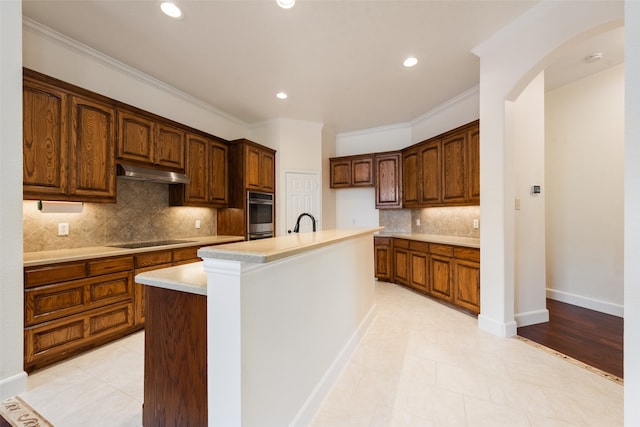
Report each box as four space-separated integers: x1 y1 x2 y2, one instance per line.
22 0 624 134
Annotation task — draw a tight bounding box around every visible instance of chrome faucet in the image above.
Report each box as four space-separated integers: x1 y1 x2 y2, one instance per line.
292 212 317 233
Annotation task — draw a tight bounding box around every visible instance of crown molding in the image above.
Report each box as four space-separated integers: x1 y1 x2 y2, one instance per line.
410 85 479 127
22 17 248 127
337 122 411 139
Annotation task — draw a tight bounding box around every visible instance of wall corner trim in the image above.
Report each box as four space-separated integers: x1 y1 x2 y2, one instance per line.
478 314 517 338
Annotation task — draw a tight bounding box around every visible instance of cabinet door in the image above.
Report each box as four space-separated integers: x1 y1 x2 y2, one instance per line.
117 110 154 164
184 134 209 204
209 140 229 206
430 254 453 302
374 237 392 281
352 157 374 187
375 152 402 209
330 158 351 188
156 123 185 170
393 247 410 285
421 141 441 205
69 95 116 201
260 150 275 192
409 251 428 292
402 149 419 206
23 79 69 198
441 132 467 204
467 125 480 203
246 145 262 190
454 259 480 314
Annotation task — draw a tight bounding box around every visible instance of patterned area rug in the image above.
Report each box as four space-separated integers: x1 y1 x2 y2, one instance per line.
0 396 53 427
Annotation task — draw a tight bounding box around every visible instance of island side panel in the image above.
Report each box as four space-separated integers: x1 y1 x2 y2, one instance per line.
143 286 207 426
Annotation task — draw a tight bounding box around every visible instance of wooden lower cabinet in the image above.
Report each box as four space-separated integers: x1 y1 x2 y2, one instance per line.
376 236 480 315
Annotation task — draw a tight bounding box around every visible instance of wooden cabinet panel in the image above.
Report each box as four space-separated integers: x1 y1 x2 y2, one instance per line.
329 154 374 188
87 256 134 276
156 123 185 169
430 243 453 257
117 110 154 164
22 78 68 197
69 95 116 201
209 140 229 205
442 132 467 203
261 150 276 192
330 159 351 188
467 125 480 203
246 145 262 190
453 247 480 262
420 141 441 204
374 237 392 281
402 149 419 206
173 246 200 263
24 261 86 289
375 152 402 209
430 254 453 302
455 259 480 314
184 134 209 203
393 246 410 285
135 250 173 269
410 251 428 292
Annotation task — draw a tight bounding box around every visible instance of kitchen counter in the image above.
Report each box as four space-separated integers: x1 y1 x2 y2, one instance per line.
23 235 244 267
135 261 207 295
375 232 480 248
198 227 384 264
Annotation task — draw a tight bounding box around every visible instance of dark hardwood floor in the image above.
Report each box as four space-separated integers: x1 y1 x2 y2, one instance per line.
517 298 623 379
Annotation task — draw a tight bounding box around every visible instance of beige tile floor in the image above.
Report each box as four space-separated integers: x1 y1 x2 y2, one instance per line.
20 281 623 426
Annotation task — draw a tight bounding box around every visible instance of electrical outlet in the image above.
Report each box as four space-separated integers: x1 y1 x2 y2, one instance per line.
473 219 479 229
416 219 421 226
58 223 69 236
195 219 201 229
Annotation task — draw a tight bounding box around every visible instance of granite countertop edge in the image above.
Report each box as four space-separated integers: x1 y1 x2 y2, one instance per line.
23 235 245 267
375 232 480 248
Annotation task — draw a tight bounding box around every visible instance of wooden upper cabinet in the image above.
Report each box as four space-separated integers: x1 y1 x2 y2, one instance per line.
23 77 69 197
329 154 374 188
260 150 275 192
117 109 185 170
467 124 480 203
375 152 402 209
69 95 116 201
441 132 467 204
245 144 276 193
246 145 261 190
420 141 441 205
169 133 228 207
402 149 419 207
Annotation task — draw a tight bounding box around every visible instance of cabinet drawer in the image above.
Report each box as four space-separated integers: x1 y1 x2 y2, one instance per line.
430 243 453 257
453 247 480 262
173 246 200 263
374 236 391 246
409 240 429 252
394 238 410 249
25 301 135 368
25 271 133 326
87 256 134 276
135 250 173 268
24 261 86 288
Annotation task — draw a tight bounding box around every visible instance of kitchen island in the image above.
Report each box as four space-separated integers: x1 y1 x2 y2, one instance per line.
136 228 381 427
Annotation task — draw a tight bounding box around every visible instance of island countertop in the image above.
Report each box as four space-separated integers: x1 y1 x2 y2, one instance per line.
198 227 384 264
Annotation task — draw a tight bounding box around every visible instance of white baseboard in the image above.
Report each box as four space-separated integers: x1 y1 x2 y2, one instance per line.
0 371 27 400
515 309 549 327
478 314 518 338
546 288 624 317
289 303 378 427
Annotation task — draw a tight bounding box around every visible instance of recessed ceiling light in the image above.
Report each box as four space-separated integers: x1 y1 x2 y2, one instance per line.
277 0 295 9
160 2 183 19
403 57 418 67
276 92 288 100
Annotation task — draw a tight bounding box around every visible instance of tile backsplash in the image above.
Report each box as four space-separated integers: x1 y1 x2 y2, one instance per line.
380 206 480 238
23 179 218 252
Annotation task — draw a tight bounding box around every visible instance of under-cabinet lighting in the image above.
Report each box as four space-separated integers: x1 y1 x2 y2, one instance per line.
38 201 84 213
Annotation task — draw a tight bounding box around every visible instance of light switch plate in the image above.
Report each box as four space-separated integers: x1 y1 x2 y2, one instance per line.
195 219 201 229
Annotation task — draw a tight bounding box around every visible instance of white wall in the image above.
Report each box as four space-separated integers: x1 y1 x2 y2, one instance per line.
512 72 548 327
23 19 247 141
545 64 624 316
0 0 27 399
321 126 337 230
625 2 640 423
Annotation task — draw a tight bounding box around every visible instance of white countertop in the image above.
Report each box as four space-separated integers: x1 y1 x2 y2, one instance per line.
135 262 207 295
198 227 384 263
375 232 480 248
23 235 245 267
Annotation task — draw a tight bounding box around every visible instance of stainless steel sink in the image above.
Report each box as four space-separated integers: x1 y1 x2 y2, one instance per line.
108 239 196 249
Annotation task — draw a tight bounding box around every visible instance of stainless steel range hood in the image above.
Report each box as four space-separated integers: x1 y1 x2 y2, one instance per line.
117 164 191 184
